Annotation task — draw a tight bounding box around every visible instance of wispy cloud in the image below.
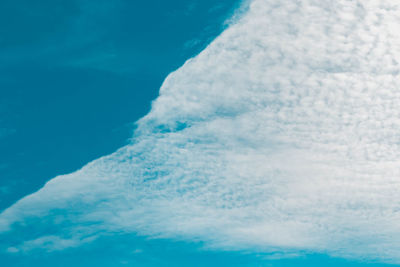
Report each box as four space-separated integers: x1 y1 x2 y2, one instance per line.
1 0 400 263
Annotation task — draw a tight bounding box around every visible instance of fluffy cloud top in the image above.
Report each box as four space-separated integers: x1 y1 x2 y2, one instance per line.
1 0 400 263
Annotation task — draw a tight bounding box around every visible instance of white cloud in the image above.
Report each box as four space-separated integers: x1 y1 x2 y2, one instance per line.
2 0 400 263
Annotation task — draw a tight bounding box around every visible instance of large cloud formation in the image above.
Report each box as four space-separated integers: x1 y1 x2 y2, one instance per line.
2 0 400 263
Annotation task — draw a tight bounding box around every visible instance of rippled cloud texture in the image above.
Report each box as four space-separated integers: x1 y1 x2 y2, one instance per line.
2 0 400 263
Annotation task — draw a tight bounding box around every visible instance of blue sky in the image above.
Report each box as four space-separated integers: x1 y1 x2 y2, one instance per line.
0 0 239 210
2 0 400 266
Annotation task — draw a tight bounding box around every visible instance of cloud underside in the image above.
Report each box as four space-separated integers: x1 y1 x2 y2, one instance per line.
2 0 400 263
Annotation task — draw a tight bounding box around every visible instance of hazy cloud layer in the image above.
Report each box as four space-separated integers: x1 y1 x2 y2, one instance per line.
2 0 400 263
